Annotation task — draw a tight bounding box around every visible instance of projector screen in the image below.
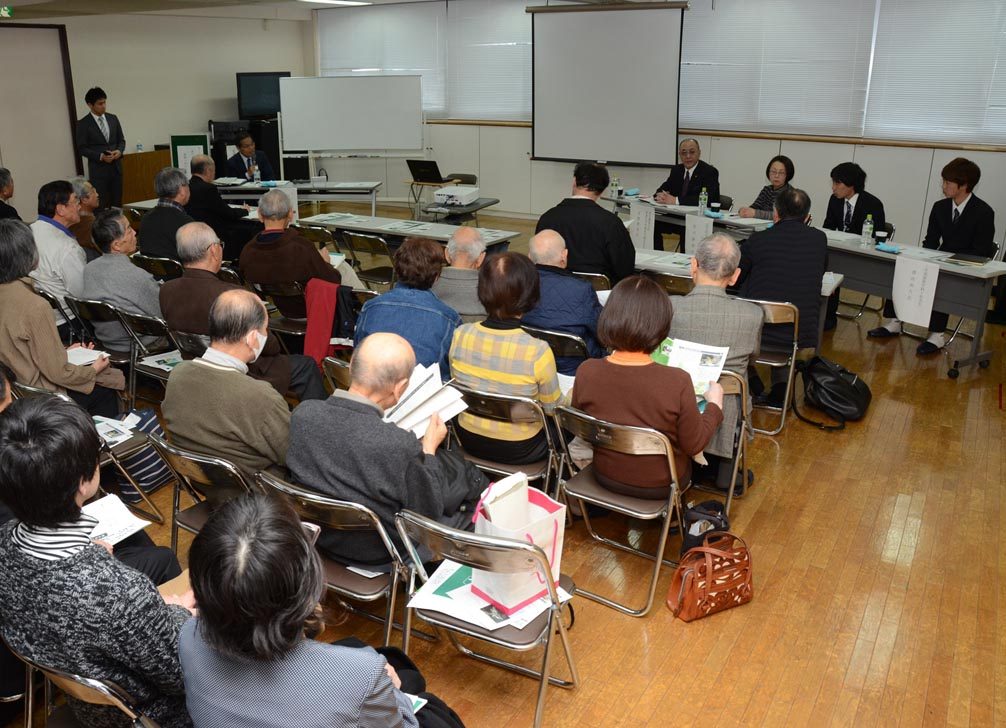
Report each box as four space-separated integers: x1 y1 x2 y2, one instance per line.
532 7 683 166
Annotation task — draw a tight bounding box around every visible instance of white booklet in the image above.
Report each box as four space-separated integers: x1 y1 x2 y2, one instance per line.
83 494 151 544
67 347 108 366
92 416 134 448
383 363 467 438
651 337 729 398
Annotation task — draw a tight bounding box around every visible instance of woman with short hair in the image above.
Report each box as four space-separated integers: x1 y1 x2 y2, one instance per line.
738 155 795 220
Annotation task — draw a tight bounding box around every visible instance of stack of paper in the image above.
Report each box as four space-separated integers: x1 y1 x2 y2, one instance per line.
83 494 151 544
212 177 245 186
67 347 108 366
383 363 466 438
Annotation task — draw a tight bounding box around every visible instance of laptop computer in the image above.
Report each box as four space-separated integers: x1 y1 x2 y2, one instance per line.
407 159 451 184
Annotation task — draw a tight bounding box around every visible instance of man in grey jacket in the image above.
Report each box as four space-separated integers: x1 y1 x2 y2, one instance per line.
287 332 486 567
431 226 486 322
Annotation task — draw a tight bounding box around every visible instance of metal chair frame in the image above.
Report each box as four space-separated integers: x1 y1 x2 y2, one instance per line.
216 266 244 286
116 310 175 408
129 253 182 282
34 288 88 345
520 325 589 360
570 271 611 292
167 330 209 360
122 206 145 232
342 231 395 290
740 298 799 436
61 296 132 368
321 356 351 392
642 270 695 297
249 280 308 348
687 370 750 515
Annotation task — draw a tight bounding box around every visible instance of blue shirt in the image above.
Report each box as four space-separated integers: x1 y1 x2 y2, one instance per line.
37 215 75 239
354 285 462 380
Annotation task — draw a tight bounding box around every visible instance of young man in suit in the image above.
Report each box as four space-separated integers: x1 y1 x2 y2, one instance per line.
652 138 720 250
225 131 276 182
868 157 996 354
74 87 125 208
0 169 19 221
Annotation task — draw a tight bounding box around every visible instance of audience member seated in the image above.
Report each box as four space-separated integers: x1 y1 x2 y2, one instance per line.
572 275 724 497
0 364 20 719
738 155 795 220
652 138 720 250
431 226 487 322
69 177 100 253
0 219 122 417
83 208 163 352
179 493 462 728
737 187 827 404
355 237 461 381
186 154 261 259
238 189 345 319
29 180 85 341
522 229 603 375
162 289 291 490
0 168 19 221
225 131 276 182
160 222 325 401
669 233 763 493
0 396 195 728
288 333 486 568
450 252 563 465
535 161 635 283
139 166 193 260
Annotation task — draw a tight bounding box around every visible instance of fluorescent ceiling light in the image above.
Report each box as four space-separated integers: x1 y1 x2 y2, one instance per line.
298 0 371 5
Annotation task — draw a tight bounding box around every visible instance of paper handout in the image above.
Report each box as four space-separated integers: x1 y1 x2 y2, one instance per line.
67 347 108 366
651 337 729 397
383 363 467 438
83 494 151 545
891 256 939 329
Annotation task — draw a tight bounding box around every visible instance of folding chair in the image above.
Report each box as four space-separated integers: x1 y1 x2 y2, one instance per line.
350 288 378 316
742 299 799 436
642 270 694 297
122 206 145 232
249 280 308 344
116 311 176 408
520 325 589 361
570 271 611 292
290 222 336 250
321 356 351 392
451 385 561 496
256 471 412 648
688 369 750 515
554 405 684 617
62 296 132 368
217 266 244 286
147 433 255 554
342 232 395 290
395 510 578 728
167 330 209 359
129 253 182 282
34 288 87 344
838 221 896 320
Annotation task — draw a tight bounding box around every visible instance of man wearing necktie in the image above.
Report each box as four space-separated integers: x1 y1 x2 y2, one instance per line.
652 138 720 250
225 131 276 182
75 87 125 208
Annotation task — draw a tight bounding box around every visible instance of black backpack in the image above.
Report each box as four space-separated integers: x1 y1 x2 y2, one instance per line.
792 356 872 431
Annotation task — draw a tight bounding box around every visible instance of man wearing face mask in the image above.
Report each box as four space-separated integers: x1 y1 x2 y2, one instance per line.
161 288 291 488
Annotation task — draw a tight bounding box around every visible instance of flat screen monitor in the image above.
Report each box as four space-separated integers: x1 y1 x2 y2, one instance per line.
237 72 290 119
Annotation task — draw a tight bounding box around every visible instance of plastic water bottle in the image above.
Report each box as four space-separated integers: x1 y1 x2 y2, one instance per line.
253 167 262 185
698 187 708 214
612 177 621 197
861 213 874 248
135 142 143 153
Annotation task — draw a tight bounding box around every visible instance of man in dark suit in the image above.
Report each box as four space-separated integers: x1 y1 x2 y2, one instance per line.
185 155 262 259
225 131 275 182
74 87 125 208
138 167 193 260
652 138 721 250
535 162 635 284
737 187 827 404
868 157 996 354
0 169 19 221
822 162 886 329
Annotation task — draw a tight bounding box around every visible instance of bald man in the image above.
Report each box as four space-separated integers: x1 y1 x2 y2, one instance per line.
522 229 603 374
186 154 261 258
431 226 487 322
288 332 487 567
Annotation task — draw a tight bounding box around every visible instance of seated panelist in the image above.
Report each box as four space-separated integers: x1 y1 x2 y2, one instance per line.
738 155 794 220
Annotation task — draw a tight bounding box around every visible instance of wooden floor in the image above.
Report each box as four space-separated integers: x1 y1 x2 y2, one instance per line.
10 204 1006 727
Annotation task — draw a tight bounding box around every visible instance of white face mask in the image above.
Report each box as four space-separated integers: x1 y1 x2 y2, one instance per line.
249 331 267 362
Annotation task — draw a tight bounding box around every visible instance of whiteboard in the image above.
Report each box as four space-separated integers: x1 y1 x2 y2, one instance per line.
279 75 423 151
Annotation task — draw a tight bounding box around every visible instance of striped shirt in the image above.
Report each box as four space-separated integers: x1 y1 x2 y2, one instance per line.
449 322 561 441
11 513 99 561
749 183 791 220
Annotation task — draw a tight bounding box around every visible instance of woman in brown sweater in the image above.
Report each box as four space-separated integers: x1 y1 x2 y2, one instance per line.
571 275 724 498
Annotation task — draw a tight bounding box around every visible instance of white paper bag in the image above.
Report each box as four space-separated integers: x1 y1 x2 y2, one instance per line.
471 472 566 615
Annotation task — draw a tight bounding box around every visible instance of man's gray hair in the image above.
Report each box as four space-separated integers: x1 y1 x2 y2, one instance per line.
528 229 566 266
176 221 219 264
0 168 11 191
694 233 740 281
155 167 189 199
446 227 485 261
69 177 92 201
258 189 291 221
208 289 267 345
350 334 415 394
191 155 214 176
678 137 701 151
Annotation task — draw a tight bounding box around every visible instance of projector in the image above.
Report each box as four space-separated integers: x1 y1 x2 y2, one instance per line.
434 186 480 206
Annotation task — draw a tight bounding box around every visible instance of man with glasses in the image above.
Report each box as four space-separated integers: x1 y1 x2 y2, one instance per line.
225 131 275 182
29 180 85 342
652 138 721 250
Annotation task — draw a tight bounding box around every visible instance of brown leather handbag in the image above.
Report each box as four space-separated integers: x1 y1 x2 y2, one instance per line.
667 532 753 622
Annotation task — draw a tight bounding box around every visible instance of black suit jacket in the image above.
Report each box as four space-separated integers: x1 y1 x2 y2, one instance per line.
655 160 720 206
75 112 125 179
225 150 276 181
823 190 886 237
0 200 20 221
186 176 249 227
922 194 996 257
535 198 636 283
138 204 193 260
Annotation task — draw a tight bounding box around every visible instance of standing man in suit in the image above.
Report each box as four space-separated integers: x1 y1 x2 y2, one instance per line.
652 138 720 250
186 155 261 259
75 87 125 209
822 162 886 330
225 132 275 182
868 157 996 354
0 169 19 221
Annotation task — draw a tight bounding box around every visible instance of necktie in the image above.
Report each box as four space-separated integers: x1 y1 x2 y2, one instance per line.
953 207 960 224
247 156 253 171
843 201 852 232
98 115 109 142
681 170 691 198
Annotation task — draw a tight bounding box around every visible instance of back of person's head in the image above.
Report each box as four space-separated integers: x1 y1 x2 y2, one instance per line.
37 180 73 218
68 177 91 203
0 219 38 283
528 229 566 266
176 221 219 264
766 155 795 183
572 162 609 194
694 233 741 282
393 237 444 289
258 189 291 221
91 208 126 254
0 168 12 193
446 227 485 265
350 333 415 395
84 87 107 105
155 167 189 199
597 275 671 353
188 493 324 661
191 155 214 177
0 362 15 412
774 186 811 221
0 397 100 528
830 162 866 192
941 157 981 191
209 289 266 345
478 252 540 319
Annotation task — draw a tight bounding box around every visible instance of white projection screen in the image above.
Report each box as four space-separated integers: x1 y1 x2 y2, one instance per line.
531 6 684 166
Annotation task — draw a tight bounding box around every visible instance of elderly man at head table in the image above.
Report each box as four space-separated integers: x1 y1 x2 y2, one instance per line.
651 138 721 251
139 167 193 261
186 154 261 260
521 229 603 375
736 187 827 405
162 289 292 492
160 222 326 401
74 86 125 209
67 177 100 255
869 156 997 351
287 332 488 569
535 161 635 284
29 180 85 342
226 131 275 182
431 226 487 322
670 233 763 494
0 168 19 221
